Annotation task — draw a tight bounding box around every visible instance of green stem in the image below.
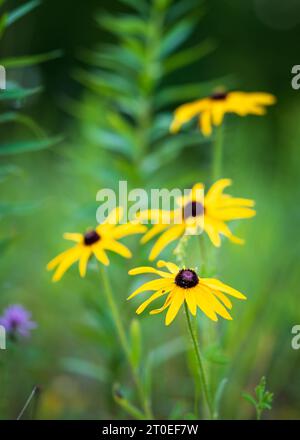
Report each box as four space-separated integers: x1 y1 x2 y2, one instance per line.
99 265 153 419
211 125 224 182
184 302 213 419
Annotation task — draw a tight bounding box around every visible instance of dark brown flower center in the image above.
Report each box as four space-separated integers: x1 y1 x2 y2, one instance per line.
211 91 228 101
175 269 199 288
84 230 100 246
183 201 204 220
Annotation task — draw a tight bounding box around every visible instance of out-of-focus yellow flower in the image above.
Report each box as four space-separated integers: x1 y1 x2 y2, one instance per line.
170 90 276 137
47 207 146 282
128 260 246 325
139 179 256 260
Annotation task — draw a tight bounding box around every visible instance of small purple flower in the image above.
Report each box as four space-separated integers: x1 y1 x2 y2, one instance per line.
0 304 37 339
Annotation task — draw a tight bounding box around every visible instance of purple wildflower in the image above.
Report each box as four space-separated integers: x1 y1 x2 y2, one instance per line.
0 305 37 339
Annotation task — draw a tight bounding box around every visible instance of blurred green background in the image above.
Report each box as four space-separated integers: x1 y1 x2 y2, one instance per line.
0 0 300 419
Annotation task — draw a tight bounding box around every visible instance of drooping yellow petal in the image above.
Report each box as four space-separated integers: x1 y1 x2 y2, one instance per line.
47 247 77 271
170 98 210 133
199 285 232 320
211 102 226 126
127 278 173 300
92 246 110 266
193 287 218 321
204 222 221 247
79 247 92 278
213 290 232 309
103 240 132 258
141 223 169 244
165 287 185 325
199 109 212 137
150 292 173 315
52 247 82 282
185 291 197 316
136 288 171 315
149 224 185 261
201 278 246 299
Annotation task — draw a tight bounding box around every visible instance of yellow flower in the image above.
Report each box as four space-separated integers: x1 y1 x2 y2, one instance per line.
47 208 146 282
128 260 246 325
139 179 256 260
170 90 276 137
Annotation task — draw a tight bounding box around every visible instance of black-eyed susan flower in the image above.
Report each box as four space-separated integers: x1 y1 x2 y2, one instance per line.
139 179 256 260
128 260 246 325
170 90 276 137
47 208 146 282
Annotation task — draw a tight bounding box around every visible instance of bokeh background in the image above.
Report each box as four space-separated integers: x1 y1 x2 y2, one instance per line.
1 0 300 419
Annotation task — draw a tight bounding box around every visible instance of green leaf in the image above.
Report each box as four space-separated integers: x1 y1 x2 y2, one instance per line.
119 0 148 15
129 319 142 369
0 112 45 137
0 136 62 155
0 13 7 39
163 39 216 74
166 0 202 23
97 13 147 38
242 392 257 408
7 0 41 27
160 16 199 57
0 85 42 101
0 49 63 68
214 378 228 419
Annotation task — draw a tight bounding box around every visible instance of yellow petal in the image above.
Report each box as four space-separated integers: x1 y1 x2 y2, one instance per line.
149 224 185 261
150 292 173 315
93 246 110 266
165 288 185 325
79 247 92 278
211 102 225 125
47 247 77 271
185 291 197 316
63 233 83 243
201 278 246 299
52 247 82 282
194 287 218 321
211 207 256 220
199 109 212 137
170 98 210 133
205 178 232 205
136 288 171 314
213 290 232 309
127 278 173 300
128 266 173 278
141 224 169 244
103 240 132 259
199 285 232 320
204 222 221 247
157 260 179 274
111 223 147 239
